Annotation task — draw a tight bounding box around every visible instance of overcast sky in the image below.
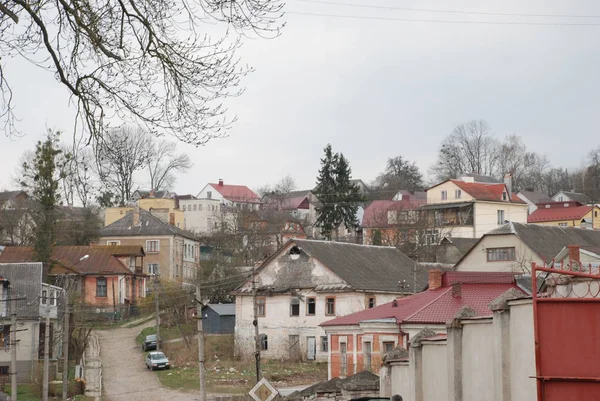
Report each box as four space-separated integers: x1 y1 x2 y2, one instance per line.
2 0 600 195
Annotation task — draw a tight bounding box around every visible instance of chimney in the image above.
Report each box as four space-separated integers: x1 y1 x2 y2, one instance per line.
504 173 512 199
451 282 462 298
428 269 443 290
149 189 156 198
218 179 224 186
132 206 141 227
461 176 475 183
567 245 580 267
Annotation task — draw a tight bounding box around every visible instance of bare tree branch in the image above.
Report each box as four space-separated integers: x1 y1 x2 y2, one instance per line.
147 140 193 191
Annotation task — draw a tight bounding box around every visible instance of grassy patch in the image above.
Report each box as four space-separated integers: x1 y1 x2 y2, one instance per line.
4 384 40 401
136 324 196 345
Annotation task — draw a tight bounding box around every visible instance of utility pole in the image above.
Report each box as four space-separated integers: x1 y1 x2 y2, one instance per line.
252 266 261 382
62 291 70 401
42 307 50 401
195 284 206 401
10 286 16 401
413 260 417 294
155 281 160 351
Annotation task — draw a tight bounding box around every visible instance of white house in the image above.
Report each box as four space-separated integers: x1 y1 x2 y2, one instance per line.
552 190 590 205
232 239 430 362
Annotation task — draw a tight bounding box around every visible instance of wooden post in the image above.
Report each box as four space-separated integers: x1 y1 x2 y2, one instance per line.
195 284 206 401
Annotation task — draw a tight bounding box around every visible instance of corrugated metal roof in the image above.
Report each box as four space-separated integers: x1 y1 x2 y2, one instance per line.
0 263 45 320
206 303 235 316
100 208 197 240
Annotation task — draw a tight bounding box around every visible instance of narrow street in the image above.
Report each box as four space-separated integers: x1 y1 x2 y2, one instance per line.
97 321 199 401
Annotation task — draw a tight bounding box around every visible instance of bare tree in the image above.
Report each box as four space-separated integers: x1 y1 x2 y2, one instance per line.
372 155 424 199
430 120 500 181
95 126 153 206
497 135 550 192
71 147 97 208
147 141 193 191
0 0 284 143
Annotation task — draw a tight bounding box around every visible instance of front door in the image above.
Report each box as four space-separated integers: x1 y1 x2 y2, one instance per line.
307 336 316 360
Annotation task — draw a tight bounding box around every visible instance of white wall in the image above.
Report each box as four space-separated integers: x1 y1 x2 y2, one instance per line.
509 300 536 401
473 202 528 238
421 342 447 401
180 198 221 233
461 320 495 401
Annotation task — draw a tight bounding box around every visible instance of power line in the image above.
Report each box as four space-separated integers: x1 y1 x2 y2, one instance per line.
296 0 600 19
285 10 600 26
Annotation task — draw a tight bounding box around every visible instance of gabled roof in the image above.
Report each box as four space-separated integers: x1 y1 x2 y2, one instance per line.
362 199 425 228
459 222 600 266
209 183 260 203
262 190 311 210
450 180 524 203
439 237 479 254
528 204 592 223
0 245 144 276
0 191 27 202
244 239 430 293
100 208 197 240
517 191 552 205
321 272 522 327
205 303 235 316
554 191 590 205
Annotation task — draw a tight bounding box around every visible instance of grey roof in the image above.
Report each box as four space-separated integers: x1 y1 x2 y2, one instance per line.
0 191 27 202
289 239 429 292
100 208 197 240
555 191 590 205
518 191 553 204
460 174 500 183
441 237 479 254
486 222 600 264
206 303 235 316
0 263 47 319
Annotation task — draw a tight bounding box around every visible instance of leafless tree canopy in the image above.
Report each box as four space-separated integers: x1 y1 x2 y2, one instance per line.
147 140 193 191
0 0 284 143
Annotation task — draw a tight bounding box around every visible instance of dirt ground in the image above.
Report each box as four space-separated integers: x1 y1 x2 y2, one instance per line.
97 321 201 401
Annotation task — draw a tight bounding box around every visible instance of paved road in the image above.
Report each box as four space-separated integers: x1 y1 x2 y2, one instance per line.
97 322 200 401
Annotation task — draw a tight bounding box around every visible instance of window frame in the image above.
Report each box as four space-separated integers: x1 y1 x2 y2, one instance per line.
455 189 461 199
382 341 395 355
364 341 372 370
96 277 108 297
321 336 328 352
497 210 505 225
146 240 160 253
486 247 516 262
256 297 266 317
367 296 376 309
290 298 300 317
325 296 336 316
441 190 447 200
106 240 120 246
306 297 316 315
259 334 268 351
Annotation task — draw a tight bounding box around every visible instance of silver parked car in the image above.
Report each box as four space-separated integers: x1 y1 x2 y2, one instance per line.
145 351 170 371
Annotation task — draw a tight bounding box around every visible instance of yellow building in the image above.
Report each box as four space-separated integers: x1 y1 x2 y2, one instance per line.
104 197 185 228
423 176 528 239
527 201 600 229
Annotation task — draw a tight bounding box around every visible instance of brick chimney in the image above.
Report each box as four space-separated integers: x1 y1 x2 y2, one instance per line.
429 270 443 290
132 207 141 227
567 244 580 266
451 282 461 298
218 179 224 186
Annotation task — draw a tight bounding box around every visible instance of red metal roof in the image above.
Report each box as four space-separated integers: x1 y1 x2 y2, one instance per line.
528 205 592 223
210 183 260 203
0 246 143 276
362 199 425 228
321 272 523 327
448 180 525 203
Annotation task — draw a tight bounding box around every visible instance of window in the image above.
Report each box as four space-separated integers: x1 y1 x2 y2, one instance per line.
502 192 508 201
207 191 212 199
50 291 56 306
96 277 107 297
41 290 47 305
199 204 202 211
256 297 266 317
146 240 160 253
307 297 316 315
383 341 395 354
290 298 300 316
455 189 461 199
259 334 268 350
486 247 516 262
107 240 120 246
340 342 347 375
148 263 159 275
321 336 328 352
596 211 598 217
364 341 372 370
559 222 568 227
367 296 376 309
325 297 335 316
558 196 564 201
193 204 197 211
0 326 10 349
441 190 447 200
497 210 505 225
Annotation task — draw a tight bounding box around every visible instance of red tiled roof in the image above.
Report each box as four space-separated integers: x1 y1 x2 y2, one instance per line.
448 180 525 203
528 205 592 223
210 183 260 203
321 272 522 327
0 246 143 276
362 199 425 228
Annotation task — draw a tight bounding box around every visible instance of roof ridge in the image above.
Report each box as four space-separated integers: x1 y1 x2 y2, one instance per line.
402 287 451 323
294 238 397 249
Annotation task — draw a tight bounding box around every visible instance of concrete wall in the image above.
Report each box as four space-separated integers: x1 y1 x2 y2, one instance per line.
473 202 528 238
180 198 222 233
427 182 475 205
455 234 543 273
382 299 536 401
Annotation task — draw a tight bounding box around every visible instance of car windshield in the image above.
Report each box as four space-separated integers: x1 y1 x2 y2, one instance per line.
150 353 166 360
146 335 157 341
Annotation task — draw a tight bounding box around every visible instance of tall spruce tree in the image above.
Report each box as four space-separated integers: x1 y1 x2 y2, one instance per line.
314 144 362 240
21 131 68 272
